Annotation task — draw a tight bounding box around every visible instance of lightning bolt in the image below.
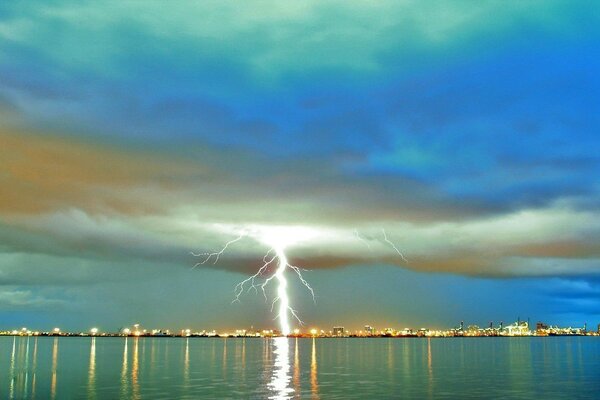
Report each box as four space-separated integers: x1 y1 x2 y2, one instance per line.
193 227 406 336
354 229 372 250
190 233 246 267
381 228 408 263
194 235 314 336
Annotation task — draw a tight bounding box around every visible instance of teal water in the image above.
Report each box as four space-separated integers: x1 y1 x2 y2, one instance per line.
0 336 599 399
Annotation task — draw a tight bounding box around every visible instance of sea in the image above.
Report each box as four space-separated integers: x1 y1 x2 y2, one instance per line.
0 336 599 399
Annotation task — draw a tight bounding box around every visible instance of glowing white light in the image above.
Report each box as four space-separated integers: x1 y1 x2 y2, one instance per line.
193 224 407 336
231 242 308 335
274 247 290 336
195 228 316 335
269 337 294 399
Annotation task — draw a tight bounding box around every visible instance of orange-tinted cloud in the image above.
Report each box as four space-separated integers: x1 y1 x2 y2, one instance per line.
0 130 204 215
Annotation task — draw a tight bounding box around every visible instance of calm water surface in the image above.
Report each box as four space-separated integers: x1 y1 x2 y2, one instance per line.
0 336 599 399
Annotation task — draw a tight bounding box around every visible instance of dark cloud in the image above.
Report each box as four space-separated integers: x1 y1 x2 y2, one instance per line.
0 130 598 281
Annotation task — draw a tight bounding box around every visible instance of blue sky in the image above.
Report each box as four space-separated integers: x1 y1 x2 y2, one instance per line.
0 1 599 331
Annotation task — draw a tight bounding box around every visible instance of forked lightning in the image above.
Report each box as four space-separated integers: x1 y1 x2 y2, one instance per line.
193 229 405 335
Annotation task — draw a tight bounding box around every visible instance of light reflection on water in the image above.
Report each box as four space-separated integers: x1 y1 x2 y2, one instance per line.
293 338 300 393
87 338 96 400
183 338 190 390
427 338 433 399
222 338 227 380
120 338 128 399
311 338 319 399
131 338 140 400
50 337 58 400
268 337 294 399
8 337 15 398
31 338 37 399
1 336 600 399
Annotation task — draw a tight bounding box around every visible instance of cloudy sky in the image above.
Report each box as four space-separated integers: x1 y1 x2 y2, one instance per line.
1 1 599 331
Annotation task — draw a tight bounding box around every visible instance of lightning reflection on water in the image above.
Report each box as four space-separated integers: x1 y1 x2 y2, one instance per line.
268 337 294 400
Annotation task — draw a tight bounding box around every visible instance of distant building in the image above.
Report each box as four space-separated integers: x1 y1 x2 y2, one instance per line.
504 321 531 336
364 325 374 336
466 325 480 336
383 328 396 336
536 322 549 331
333 326 345 337
536 322 549 336
400 328 413 336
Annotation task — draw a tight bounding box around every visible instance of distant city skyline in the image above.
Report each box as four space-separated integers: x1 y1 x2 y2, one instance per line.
1 1 599 330
1 316 596 338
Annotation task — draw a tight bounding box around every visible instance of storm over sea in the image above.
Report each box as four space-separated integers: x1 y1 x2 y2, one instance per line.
1 336 599 399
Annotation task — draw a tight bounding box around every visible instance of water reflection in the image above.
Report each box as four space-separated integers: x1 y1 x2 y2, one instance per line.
223 338 228 379
132 338 140 400
268 337 294 400
427 338 433 399
263 338 271 363
183 338 190 389
401 339 412 389
31 338 38 399
8 337 16 399
427 339 432 372
88 338 96 400
120 338 129 399
293 338 300 393
149 338 156 377
4 338 37 399
242 338 246 381
119 337 140 400
51 337 59 400
388 339 394 384
23 338 30 399
311 338 319 399
1 336 597 399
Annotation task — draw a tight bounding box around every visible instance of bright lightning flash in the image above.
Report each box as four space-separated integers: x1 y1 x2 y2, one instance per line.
193 225 405 336
194 228 316 336
273 247 291 336
231 243 313 336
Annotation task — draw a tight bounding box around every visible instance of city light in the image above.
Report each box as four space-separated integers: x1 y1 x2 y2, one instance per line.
0 319 597 338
